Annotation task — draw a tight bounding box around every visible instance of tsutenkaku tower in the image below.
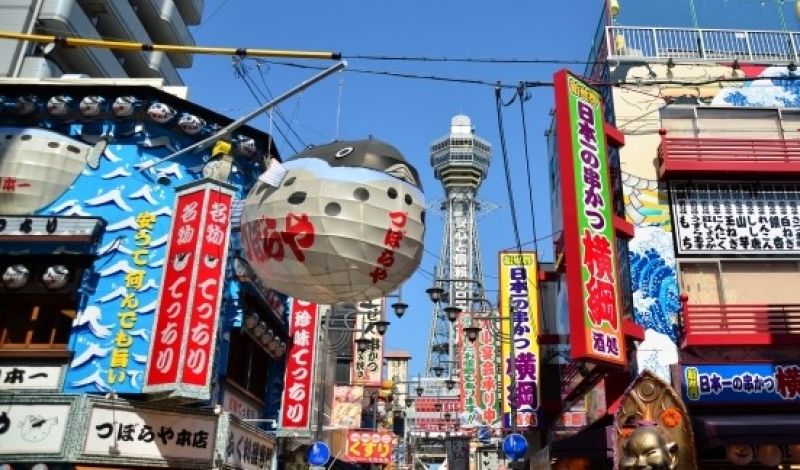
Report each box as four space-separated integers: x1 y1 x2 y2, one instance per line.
425 115 491 377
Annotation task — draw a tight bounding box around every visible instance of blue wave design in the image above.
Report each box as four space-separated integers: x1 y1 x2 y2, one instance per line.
629 248 680 342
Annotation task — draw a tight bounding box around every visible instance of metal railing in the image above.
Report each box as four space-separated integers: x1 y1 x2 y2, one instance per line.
657 133 800 175
683 303 800 346
607 26 800 62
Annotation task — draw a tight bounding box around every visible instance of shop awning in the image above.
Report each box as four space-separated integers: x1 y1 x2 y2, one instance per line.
693 414 800 448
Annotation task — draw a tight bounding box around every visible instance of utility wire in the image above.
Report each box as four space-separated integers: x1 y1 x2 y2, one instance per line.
516 83 540 255
494 85 524 254
252 61 308 148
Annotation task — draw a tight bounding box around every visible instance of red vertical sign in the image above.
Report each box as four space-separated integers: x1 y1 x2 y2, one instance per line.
279 299 319 431
144 180 236 398
145 189 206 387
182 188 234 386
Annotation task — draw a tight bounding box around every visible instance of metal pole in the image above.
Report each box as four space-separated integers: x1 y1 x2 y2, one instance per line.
138 60 346 172
0 30 341 60
315 307 329 441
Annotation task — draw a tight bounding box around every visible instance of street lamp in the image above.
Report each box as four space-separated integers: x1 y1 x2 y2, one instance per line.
444 306 462 323
405 398 414 407
463 325 481 343
415 384 424 397
355 335 371 353
432 365 445 377
443 412 451 422
374 320 391 336
391 302 408 319
434 403 442 412
445 378 457 391
425 286 444 303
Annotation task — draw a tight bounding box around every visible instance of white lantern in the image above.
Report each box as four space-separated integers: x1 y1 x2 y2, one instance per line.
41 265 70 290
756 444 783 467
726 444 753 466
2 264 30 290
241 139 425 304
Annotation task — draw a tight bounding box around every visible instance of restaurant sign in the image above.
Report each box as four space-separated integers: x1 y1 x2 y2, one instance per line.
683 364 800 404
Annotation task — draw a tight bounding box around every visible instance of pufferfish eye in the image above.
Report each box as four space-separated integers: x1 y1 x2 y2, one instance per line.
384 163 418 187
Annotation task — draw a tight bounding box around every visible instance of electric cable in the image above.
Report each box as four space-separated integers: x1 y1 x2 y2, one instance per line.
516 83 540 255
494 85 524 255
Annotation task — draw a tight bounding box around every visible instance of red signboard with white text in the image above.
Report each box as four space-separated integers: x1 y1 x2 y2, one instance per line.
344 430 394 465
278 299 319 432
143 180 236 398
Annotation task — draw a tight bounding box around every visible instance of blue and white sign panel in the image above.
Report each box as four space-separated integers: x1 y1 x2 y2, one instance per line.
682 364 800 404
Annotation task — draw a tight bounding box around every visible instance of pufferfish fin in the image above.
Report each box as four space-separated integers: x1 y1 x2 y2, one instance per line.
384 163 417 187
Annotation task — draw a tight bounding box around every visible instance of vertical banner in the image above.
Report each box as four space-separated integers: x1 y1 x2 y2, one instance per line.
499 252 540 429
351 298 384 387
279 299 320 431
553 70 626 366
477 317 502 429
144 180 235 399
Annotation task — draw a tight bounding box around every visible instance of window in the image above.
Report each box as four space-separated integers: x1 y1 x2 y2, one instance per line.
225 330 271 400
679 260 800 304
0 301 74 353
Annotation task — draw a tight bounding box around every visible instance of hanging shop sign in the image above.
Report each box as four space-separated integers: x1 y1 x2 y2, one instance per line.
0 364 62 390
351 298 384 387
0 402 72 456
143 179 235 400
223 384 263 421
499 251 540 429
222 420 276 470
682 363 800 405
344 429 394 465
240 139 425 304
553 69 626 366
331 385 364 429
82 403 217 464
458 315 501 429
670 181 800 255
278 299 320 432
413 397 461 432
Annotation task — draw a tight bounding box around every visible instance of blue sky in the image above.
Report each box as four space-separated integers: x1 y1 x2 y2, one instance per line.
181 0 606 376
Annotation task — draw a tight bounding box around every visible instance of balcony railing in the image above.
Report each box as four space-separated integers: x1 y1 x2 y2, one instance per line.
683 303 800 347
607 26 800 63
658 132 800 177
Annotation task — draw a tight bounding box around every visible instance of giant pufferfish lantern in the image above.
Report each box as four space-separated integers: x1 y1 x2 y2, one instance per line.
240 138 425 304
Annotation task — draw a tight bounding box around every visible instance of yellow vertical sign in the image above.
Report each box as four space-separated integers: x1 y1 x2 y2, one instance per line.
499 251 540 428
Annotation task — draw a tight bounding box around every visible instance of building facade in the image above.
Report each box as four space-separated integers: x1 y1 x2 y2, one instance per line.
0 78 288 469
542 0 800 468
0 0 202 85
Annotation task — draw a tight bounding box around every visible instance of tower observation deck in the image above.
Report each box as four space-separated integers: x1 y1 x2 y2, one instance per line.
425 115 491 377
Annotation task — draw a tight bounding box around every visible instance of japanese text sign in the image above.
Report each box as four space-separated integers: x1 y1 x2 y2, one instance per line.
553 70 626 366
84 405 216 462
345 430 394 465
459 314 501 429
223 422 275 470
144 180 235 399
682 364 800 404
499 252 540 429
351 298 384 387
671 181 800 255
279 299 319 431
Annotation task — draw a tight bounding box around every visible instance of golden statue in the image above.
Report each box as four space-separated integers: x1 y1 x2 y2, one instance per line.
614 371 697 470
619 425 678 470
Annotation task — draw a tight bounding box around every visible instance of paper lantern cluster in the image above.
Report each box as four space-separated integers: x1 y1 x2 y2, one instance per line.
240 139 425 304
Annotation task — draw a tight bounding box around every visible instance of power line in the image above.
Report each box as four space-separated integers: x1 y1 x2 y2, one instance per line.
494 85 525 255
516 83 540 255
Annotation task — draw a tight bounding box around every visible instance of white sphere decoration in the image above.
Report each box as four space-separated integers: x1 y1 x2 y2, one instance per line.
42 265 70 290
240 139 425 304
2 264 30 290
756 444 783 467
726 444 753 466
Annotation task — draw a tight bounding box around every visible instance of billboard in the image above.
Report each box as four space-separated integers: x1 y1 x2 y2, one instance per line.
351 298 384 387
278 299 320 432
344 430 394 465
331 385 364 429
682 363 800 404
458 314 501 429
143 181 235 399
553 69 626 366
499 251 540 429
